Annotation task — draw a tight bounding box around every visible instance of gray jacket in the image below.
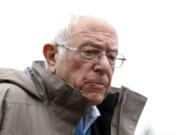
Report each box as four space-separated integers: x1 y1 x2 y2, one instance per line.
0 61 147 135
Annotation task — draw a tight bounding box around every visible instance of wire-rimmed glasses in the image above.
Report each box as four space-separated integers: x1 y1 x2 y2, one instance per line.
57 44 126 68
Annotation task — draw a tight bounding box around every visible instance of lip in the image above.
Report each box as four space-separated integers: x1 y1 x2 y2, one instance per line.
85 81 105 86
84 82 106 91
84 78 107 85
83 83 105 92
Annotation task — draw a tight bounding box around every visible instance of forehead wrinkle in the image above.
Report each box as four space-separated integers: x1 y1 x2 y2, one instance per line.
69 31 118 45
67 16 118 49
79 31 116 40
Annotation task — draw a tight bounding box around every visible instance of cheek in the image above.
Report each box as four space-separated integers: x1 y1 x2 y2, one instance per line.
54 54 80 82
64 57 90 88
69 65 90 89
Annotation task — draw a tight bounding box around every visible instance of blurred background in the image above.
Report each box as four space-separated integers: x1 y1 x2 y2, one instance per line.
0 0 180 134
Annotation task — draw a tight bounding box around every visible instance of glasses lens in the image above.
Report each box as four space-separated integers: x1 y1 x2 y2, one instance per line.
79 46 126 68
107 52 117 64
80 47 101 61
113 54 126 68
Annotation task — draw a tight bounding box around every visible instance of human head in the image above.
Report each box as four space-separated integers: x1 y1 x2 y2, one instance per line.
43 15 119 105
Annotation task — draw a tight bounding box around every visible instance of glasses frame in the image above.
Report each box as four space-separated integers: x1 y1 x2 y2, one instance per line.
56 44 126 68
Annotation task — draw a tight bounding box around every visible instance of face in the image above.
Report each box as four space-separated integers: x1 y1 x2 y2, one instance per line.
47 17 118 105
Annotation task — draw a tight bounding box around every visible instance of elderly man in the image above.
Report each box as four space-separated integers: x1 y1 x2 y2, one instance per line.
0 15 147 135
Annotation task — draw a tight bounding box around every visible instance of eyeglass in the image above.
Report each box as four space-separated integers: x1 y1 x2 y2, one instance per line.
56 44 126 68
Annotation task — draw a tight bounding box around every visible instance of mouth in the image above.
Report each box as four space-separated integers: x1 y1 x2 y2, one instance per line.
86 82 104 85
84 79 107 85
83 81 106 92
82 77 109 92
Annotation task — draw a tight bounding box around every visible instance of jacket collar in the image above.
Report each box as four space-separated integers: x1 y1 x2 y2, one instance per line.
27 61 88 123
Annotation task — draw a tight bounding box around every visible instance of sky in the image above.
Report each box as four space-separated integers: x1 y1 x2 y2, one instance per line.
0 0 180 134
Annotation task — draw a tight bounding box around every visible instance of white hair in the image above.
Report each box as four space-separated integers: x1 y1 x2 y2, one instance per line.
50 14 117 58
51 15 79 45
49 15 80 57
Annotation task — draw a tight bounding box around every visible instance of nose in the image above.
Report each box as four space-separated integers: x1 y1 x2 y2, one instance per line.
93 54 113 73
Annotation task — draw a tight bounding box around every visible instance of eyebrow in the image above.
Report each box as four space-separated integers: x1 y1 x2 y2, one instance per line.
79 41 99 48
79 40 118 52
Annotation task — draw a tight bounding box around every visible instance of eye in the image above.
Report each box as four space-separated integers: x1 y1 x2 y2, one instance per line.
83 49 100 56
107 52 117 61
80 47 101 60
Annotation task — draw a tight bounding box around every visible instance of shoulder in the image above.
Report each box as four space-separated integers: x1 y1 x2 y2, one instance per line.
0 82 38 105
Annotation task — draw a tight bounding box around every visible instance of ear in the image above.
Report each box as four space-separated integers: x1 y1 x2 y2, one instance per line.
43 44 57 72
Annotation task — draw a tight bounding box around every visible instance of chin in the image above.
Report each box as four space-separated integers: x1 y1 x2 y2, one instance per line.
87 95 105 106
